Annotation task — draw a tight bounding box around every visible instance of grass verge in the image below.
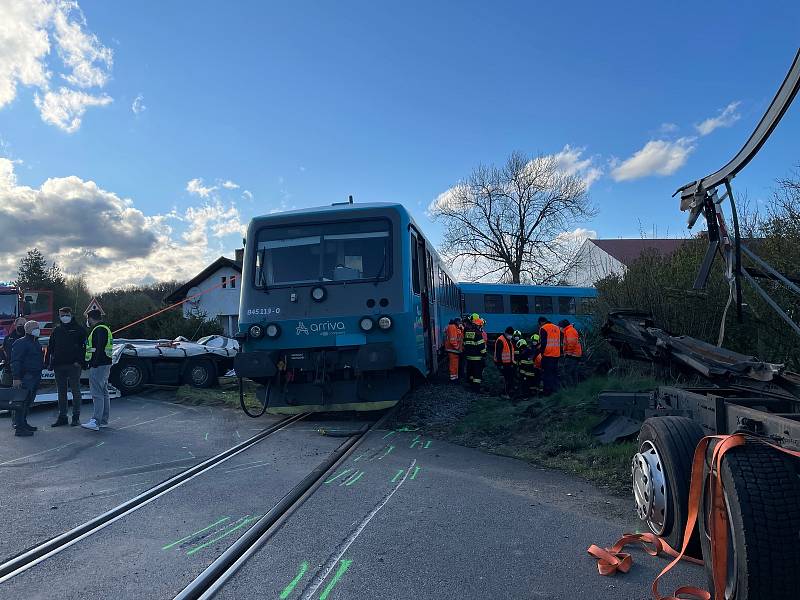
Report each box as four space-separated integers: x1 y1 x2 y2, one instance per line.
443 372 659 495
175 377 263 412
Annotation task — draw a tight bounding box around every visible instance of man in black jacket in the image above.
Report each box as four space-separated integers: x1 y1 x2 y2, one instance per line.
11 320 44 436
48 307 87 427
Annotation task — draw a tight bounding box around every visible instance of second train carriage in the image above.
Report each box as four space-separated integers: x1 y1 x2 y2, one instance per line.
460 282 596 337
234 202 460 414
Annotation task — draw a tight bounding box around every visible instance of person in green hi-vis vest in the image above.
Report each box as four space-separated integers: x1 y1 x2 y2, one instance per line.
81 309 113 431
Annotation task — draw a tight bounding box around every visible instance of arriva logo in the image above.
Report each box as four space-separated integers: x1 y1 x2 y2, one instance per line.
296 320 346 335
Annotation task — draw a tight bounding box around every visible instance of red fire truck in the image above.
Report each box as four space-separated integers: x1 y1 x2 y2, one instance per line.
0 286 54 344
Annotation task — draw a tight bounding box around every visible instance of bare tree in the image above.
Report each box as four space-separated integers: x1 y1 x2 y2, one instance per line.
430 151 596 283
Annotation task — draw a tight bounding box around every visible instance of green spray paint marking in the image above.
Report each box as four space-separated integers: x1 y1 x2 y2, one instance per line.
344 471 364 486
377 445 394 460
204 432 209 441
162 516 230 550
410 466 421 480
424 440 431 449
381 430 396 439
324 468 353 484
279 561 309 599
391 469 404 483
95 441 105 447
186 515 258 556
352 452 367 463
319 559 353 600
397 425 419 432
410 435 421 449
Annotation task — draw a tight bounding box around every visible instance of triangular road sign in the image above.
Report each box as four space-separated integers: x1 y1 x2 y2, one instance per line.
83 297 106 317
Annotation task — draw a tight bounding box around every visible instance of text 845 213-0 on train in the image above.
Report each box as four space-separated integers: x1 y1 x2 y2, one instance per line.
233 201 460 414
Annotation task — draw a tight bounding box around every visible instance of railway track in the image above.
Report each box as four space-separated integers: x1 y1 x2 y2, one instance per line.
0 409 391 598
0 413 307 584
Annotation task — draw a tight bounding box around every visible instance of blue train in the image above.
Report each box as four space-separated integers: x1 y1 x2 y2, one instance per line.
234 202 461 414
460 282 596 337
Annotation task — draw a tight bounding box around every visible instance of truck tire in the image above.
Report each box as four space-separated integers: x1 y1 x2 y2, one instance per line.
633 416 705 558
184 358 216 388
112 358 148 395
698 442 800 600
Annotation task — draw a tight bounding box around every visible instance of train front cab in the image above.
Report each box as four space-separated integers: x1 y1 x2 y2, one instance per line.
234 203 446 414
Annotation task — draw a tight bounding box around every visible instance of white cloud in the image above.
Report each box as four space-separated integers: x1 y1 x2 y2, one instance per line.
221 180 239 189
552 145 602 188
695 101 741 136
659 122 678 133
186 177 217 198
34 87 111 132
241 190 253 201
557 227 598 244
610 137 696 181
0 1 113 132
0 158 244 291
131 93 146 114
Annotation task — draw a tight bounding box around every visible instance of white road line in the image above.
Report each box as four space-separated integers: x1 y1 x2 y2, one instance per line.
116 412 178 430
299 458 417 600
224 462 269 474
0 441 81 467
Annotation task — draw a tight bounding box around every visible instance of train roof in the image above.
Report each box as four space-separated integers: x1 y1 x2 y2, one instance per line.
249 202 409 223
458 282 596 296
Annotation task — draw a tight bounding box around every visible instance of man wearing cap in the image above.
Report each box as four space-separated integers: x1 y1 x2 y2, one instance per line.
82 309 113 431
10 320 44 436
47 307 87 427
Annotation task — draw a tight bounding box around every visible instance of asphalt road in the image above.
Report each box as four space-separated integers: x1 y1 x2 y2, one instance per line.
0 393 706 599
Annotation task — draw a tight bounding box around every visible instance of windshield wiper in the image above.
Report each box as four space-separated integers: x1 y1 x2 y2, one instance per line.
257 247 269 293
371 246 387 286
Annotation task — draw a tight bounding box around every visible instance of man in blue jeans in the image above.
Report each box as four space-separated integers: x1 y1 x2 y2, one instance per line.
10 320 44 437
81 309 113 431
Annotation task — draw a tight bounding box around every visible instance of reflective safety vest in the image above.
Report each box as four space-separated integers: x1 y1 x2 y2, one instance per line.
540 323 561 358
518 352 536 377
563 324 582 357
494 335 515 365
85 324 113 362
444 323 463 353
462 326 486 360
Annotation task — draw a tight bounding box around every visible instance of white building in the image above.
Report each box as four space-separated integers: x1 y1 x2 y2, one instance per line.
565 238 687 287
164 249 243 336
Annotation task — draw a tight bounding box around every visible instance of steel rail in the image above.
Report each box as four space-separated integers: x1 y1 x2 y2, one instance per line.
173 409 395 600
0 413 307 584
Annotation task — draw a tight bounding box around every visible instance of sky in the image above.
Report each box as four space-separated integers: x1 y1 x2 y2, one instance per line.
0 1 799 291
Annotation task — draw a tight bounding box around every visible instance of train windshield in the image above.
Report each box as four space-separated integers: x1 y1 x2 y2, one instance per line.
255 219 392 286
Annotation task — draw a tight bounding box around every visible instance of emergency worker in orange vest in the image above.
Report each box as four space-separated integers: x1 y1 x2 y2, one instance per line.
494 326 516 399
559 319 583 386
536 317 561 395
462 314 486 391
444 318 464 381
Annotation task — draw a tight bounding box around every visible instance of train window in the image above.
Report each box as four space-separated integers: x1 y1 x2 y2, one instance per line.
558 296 576 315
411 236 420 294
510 295 529 314
534 295 553 313
255 219 391 286
579 297 596 315
483 294 504 313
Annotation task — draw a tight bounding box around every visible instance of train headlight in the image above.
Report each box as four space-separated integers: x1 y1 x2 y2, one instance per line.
249 324 264 339
265 323 281 338
377 316 392 330
310 286 327 302
359 317 375 332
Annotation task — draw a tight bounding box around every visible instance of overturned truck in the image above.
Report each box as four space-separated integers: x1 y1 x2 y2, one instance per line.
597 48 800 600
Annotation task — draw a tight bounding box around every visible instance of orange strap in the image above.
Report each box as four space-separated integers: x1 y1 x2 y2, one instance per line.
589 433 800 600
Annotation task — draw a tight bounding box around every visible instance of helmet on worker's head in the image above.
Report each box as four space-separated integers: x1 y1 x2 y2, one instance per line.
516 338 528 349
471 313 480 323
513 329 522 340
531 333 540 342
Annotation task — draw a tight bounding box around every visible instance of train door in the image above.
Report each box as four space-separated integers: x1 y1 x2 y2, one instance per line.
411 228 434 372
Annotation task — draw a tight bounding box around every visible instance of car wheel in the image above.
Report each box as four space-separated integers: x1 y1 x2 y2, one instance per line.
112 359 148 395
184 359 216 388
